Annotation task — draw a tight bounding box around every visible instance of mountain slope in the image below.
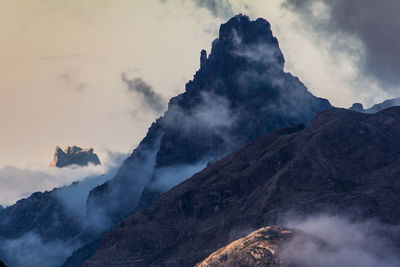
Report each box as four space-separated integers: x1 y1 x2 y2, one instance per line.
85 107 400 266
87 14 331 224
195 226 296 267
0 14 331 266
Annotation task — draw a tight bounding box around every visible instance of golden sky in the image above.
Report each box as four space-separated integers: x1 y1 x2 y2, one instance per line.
0 0 393 167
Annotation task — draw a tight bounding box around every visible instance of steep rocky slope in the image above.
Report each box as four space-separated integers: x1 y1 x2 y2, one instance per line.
87 14 331 225
195 226 294 267
86 107 400 266
0 14 331 266
195 226 329 267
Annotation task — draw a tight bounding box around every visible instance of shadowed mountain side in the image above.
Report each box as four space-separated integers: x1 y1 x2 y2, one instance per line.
86 14 331 226
0 14 332 266
85 107 400 266
0 191 80 241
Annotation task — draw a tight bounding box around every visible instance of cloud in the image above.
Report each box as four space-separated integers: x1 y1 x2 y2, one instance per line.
121 72 166 114
282 215 400 267
160 0 235 19
283 0 400 92
0 151 126 207
149 160 208 192
58 68 87 92
0 151 127 266
54 151 128 231
163 91 238 148
0 232 76 267
192 0 235 18
87 135 162 226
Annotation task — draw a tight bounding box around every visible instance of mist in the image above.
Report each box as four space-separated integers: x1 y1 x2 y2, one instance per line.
283 0 400 93
149 160 209 192
121 72 166 114
0 232 76 267
282 215 400 267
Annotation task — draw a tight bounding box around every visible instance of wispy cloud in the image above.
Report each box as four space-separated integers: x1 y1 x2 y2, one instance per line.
58 68 87 92
121 72 166 114
38 54 79 61
283 0 400 93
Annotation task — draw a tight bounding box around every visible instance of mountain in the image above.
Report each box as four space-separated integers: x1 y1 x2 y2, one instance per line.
350 96 400 113
0 14 332 266
85 107 400 266
86 14 331 225
195 226 322 267
0 190 80 241
50 146 101 168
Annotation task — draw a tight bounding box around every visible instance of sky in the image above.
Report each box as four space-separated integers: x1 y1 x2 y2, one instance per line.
1 0 399 169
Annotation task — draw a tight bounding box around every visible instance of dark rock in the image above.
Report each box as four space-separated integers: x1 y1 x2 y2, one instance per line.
349 102 364 112
62 239 101 267
0 190 81 241
86 14 331 225
350 96 400 113
0 14 332 266
200 49 207 69
86 107 400 266
50 146 101 168
195 226 325 267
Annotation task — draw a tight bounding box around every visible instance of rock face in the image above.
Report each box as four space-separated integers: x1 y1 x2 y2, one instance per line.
50 146 101 168
0 190 80 242
86 14 331 225
195 226 294 267
85 107 400 266
0 14 332 266
350 96 400 113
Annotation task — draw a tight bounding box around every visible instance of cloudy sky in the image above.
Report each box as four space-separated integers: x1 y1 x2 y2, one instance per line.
1 0 399 168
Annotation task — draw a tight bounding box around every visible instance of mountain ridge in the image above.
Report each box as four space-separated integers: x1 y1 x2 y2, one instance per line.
85 106 400 266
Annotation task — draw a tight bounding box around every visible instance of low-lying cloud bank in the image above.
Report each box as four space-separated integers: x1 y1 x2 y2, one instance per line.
0 232 76 267
282 215 400 267
0 151 127 207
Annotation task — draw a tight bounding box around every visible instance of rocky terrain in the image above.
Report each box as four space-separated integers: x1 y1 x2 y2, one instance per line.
350 96 400 113
195 226 294 267
87 13 331 226
0 190 80 241
51 146 101 168
85 107 400 266
0 14 333 266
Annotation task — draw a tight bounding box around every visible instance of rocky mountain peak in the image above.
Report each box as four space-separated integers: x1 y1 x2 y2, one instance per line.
202 14 284 77
86 14 331 226
50 146 101 168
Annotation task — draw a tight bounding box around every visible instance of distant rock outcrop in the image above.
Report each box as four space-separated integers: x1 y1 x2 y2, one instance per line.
50 146 101 168
350 96 400 113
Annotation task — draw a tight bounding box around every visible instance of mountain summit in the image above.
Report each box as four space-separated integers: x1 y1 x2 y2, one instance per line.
0 15 332 266
50 146 101 168
87 14 331 224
